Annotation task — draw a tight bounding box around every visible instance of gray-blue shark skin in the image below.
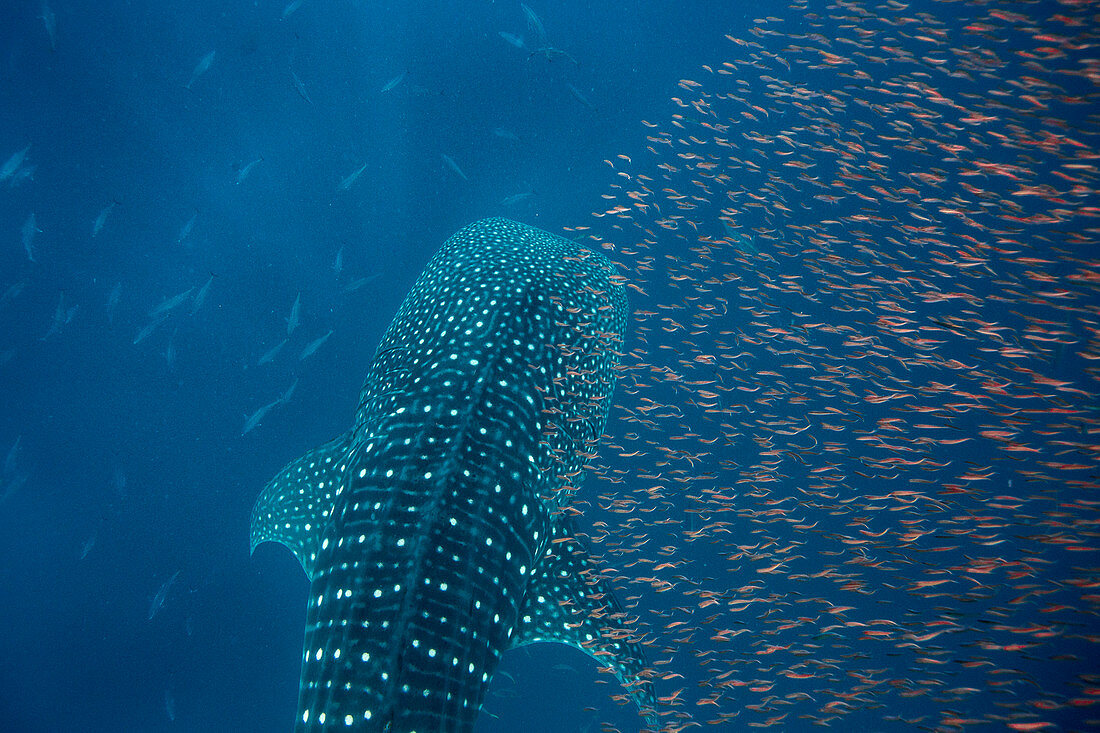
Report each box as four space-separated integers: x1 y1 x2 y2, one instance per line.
251 218 656 732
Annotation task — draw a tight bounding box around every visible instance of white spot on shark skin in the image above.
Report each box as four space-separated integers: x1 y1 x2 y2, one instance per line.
247 219 652 728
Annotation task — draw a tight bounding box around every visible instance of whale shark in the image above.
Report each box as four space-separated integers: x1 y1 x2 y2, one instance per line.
251 218 657 731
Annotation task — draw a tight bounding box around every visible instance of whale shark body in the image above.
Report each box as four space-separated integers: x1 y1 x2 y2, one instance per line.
251 218 656 731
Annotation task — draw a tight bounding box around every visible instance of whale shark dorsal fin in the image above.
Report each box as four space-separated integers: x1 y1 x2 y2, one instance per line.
510 518 658 727
249 433 351 581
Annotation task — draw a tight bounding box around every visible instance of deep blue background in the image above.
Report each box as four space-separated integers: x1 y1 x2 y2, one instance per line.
0 2 747 731
1 1 1097 732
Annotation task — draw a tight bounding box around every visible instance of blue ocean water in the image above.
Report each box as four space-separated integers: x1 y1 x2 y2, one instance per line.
1 1 1097 732
0 3 740 731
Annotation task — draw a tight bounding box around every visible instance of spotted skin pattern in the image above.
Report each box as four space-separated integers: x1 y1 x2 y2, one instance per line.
251 219 656 732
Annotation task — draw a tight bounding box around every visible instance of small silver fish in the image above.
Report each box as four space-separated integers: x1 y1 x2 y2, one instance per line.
291 70 312 104
286 292 300 336
178 211 198 244
191 275 214 315
21 213 40 263
236 156 263 185
243 398 282 435
337 163 369 191
162 329 177 368
186 51 215 90
341 273 381 294
333 246 344 276
282 0 303 19
80 530 97 560
0 145 30 183
41 292 78 340
520 3 547 45
568 83 597 112
501 191 534 206
40 1 56 51
148 570 181 621
380 71 406 93
149 287 193 318
133 315 168 345
258 338 288 365
92 201 118 238
441 154 468 181
280 377 299 404
0 282 25 308
299 329 333 360
498 31 525 49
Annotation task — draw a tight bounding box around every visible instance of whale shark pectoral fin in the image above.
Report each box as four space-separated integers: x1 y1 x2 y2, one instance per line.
510 519 659 728
248 433 351 581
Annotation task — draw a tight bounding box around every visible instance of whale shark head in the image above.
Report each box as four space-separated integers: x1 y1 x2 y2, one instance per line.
250 218 656 731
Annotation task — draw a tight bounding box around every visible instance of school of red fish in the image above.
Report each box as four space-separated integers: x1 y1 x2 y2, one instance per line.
558 2 1099 730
